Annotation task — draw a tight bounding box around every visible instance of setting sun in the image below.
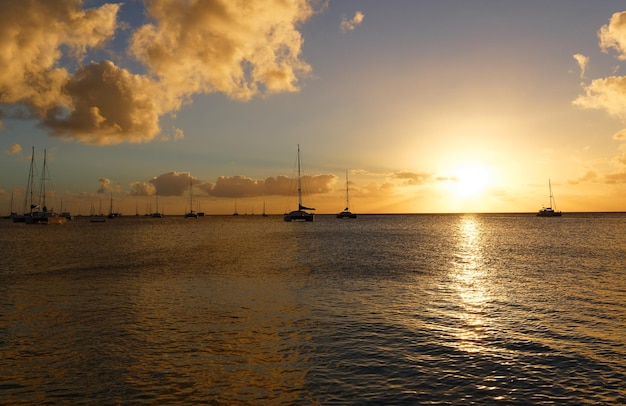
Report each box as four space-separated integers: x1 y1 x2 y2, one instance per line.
449 166 492 198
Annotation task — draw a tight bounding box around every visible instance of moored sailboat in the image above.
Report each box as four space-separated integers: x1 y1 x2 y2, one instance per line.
537 179 562 217
337 170 357 219
284 145 315 222
23 148 67 225
107 192 121 218
184 175 198 218
150 192 163 217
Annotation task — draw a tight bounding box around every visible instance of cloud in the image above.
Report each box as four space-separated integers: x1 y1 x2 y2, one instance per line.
599 11 626 59
573 76 626 121
604 171 626 183
568 171 599 185
137 172 336 198
6 144 21 155
97 177 112 194
149 171 197 196
575 12 626 124
207 174 336 198
340 11 364 33
0 1 119 113
614 129 626 140
129 0 314 101
573 53 589 79
392 171 432 185
210 176 265 198
129 181 156 197
43 60 164 145
0 0 316 145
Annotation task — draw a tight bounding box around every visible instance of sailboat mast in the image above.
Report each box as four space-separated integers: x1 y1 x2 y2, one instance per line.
345 170 350 209
25 146 35 214
41 149 47 211
297 144 302 207
189 176 193 212
549 179 556 211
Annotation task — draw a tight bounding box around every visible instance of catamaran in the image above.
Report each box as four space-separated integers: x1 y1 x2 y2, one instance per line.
284 145 315 222
184 175 198 218
537 179 562 217
23 147 67 224
337 170 357 218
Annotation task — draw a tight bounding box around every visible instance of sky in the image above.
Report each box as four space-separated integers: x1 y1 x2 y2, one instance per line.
2 0 626 215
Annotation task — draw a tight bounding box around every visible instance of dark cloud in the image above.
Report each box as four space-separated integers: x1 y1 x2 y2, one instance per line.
150 171 195 196
136 172 336 199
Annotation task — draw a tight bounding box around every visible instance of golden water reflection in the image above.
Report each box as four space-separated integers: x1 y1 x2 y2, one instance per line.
451 215 490 354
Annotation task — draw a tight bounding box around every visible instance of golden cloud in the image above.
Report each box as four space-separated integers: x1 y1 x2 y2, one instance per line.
573 76 626 121
129 0 313 101
340 11 364 33
0 0 315 145
6 144 22 155
0 1 119 111
599 11 626 59
392 171 432 185
573 53 589 79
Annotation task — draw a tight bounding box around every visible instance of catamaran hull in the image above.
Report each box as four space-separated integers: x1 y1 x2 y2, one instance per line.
25 214 67 224
284 210 314 222
537 209 562 217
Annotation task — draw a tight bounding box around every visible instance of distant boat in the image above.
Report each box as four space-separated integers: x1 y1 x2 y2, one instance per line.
233 200 239 216
59 199 72 220
107 192 121 218
262 200 268 217
3 191 19 220
337 170 357 219
150 192 163 218
284 145 315 222
537 179 562 217
23 147 67 225
184 175 198 219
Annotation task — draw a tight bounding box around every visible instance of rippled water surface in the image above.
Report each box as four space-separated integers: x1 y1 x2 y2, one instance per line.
1 213 625 404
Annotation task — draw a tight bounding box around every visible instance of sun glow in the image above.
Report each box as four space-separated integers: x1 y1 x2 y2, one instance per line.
448 165 492 198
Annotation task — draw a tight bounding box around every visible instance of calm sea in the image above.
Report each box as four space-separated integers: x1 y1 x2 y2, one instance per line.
1 213 625 405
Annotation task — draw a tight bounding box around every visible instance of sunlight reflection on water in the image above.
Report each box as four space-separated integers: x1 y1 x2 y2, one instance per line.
451 215 490 355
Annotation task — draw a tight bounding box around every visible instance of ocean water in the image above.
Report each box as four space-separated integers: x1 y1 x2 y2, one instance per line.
0 213 625 405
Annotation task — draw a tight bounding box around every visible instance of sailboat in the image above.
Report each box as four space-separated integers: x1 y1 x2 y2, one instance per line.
232 200 239 216
25 148 67 224
4 191 19 220
537 179 562 217
284 145 315 222
337 170 357 218
150 192 163 217
107 192 121 218
262 200 268 217
184 175 198 218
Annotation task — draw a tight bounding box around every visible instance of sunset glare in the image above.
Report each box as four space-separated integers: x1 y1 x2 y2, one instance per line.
449 166 492 199
2 1 626 214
